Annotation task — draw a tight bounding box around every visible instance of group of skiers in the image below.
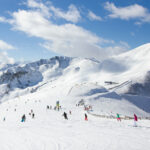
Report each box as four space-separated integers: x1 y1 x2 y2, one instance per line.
19 106 138 127
62 111 88 121
116 113 138 126
17 102 139 126
2 100 139 127
47 105 62 111
21 109 35 122
46 105 52 110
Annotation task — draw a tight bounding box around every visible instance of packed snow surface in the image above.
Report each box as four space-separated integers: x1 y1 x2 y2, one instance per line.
0 95 150 150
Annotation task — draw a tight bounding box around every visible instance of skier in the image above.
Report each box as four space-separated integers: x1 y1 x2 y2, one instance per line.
110 111 113 118
3 117 5 121
69 110 72 115
50 106 52 110
21 114 26 122
116 113 121 121
134 114 138 127
32 113 35 119
47 105 49 109
63 112 68 120
85 113 88 121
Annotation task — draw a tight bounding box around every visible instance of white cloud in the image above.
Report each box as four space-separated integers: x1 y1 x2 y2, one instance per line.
0 51 14 64
88 11 102 21
119 41 130 49
0 17 6 22
50 4 81 23
0 40 15 50
26 0 51 17
41 41 129 60
0 16 11 23
26 0 81 23
1 0 130 60
104 2 150 23
0 40 15 64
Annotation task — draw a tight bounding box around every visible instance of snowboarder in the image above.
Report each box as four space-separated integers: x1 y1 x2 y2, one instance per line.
116 113 121 121
63 112 68 120
21 114 26 122
134 114 138 127
85 113 88 121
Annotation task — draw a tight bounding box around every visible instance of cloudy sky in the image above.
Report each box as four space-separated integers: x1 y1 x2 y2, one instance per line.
0 0 150 63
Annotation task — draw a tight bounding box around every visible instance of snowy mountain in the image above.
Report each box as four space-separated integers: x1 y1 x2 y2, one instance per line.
0 44 150 150
0 44 150 117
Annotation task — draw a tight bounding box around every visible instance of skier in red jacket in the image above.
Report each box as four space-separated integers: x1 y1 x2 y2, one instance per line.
134 114 138 127
85 113 88 121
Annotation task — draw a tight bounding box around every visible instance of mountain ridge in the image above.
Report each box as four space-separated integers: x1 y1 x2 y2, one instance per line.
0 43 150 116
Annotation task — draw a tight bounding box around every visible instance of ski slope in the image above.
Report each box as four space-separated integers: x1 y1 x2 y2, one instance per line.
0 43 150 149
0 95 150 150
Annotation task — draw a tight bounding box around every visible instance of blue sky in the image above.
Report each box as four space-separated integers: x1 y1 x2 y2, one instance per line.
0 0 150 63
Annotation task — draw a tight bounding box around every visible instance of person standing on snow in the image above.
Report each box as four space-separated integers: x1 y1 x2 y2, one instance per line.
47 105 49 110
134 114 138 127
32 113 35 119
3 117 5 121
50 106 52 110
69 110 72 115
85 113 88 121
21 114 26 122
63 112 68 120
116 113 121 121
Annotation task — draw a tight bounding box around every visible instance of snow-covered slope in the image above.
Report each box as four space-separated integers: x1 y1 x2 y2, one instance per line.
0 44 150 117
0 44 150 150
0 93 150 150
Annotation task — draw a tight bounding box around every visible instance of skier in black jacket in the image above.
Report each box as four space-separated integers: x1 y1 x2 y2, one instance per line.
63 112 68 120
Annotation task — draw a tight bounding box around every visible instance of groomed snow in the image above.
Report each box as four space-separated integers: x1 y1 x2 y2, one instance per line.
0 95 150 150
